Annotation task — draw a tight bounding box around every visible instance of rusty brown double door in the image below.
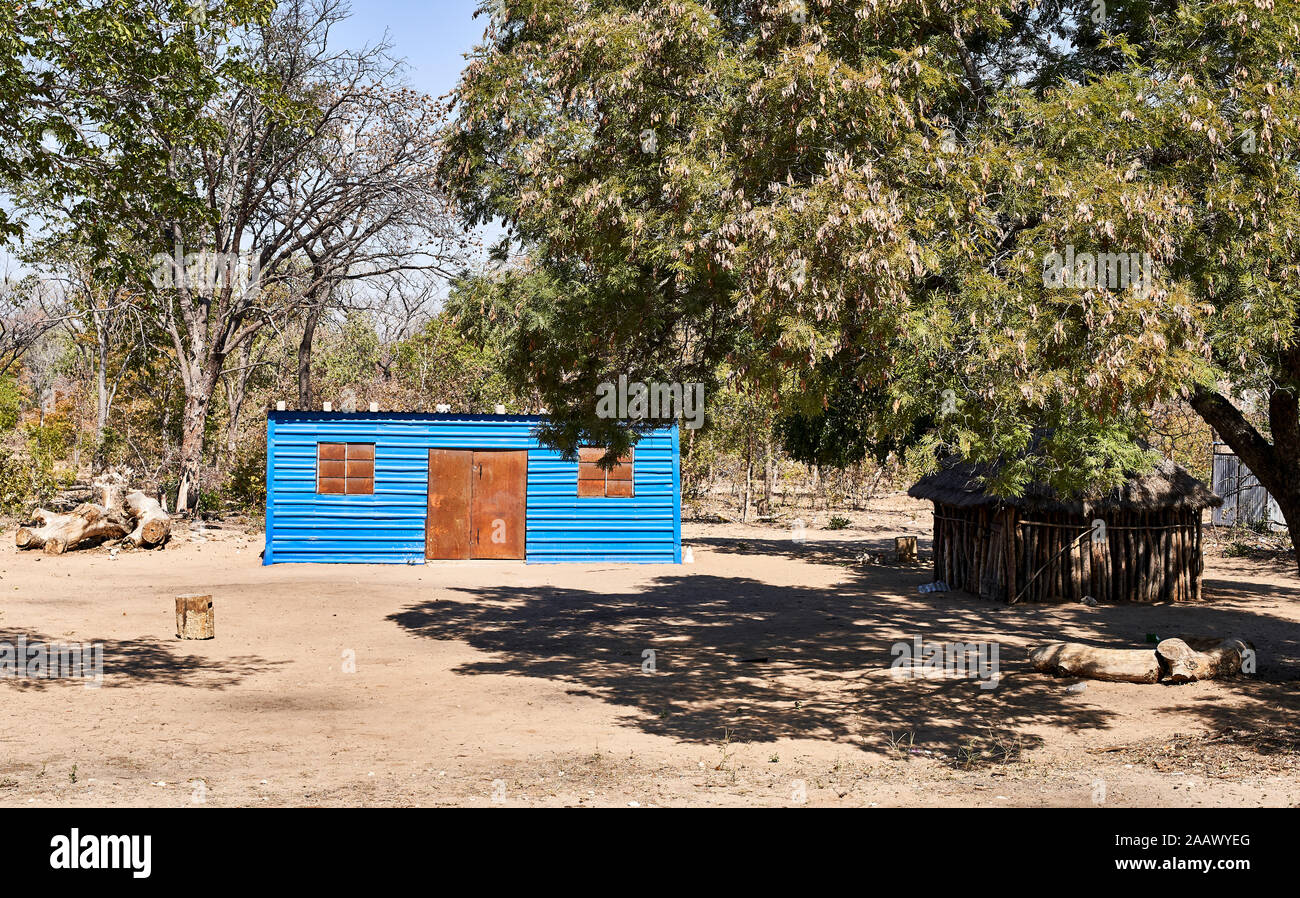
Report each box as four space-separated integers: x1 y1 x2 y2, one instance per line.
425 449 527 560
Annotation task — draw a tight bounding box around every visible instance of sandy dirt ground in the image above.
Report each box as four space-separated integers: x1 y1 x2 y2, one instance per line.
1 495 1298 807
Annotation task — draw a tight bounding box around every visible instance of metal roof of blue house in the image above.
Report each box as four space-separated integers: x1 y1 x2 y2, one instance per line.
265 411 681 564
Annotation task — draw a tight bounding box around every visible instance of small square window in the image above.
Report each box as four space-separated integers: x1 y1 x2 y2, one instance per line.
318 443 374 494
577 448 633 498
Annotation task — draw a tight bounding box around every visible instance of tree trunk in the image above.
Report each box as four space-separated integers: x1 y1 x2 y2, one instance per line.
895 536 918 563
39 504 131 555
123 490 172 548
1156 637 1253 683
760 434 775 516
297 271 331 411
224 385 244 473
93 311 109 470
175 365 220 516
1029 642 1161 684
297 302 322 410
1190 383 1300 573
96 470 127 512
15 509 73 550
222 341 255 474
176 594 214 640
741 437 754 523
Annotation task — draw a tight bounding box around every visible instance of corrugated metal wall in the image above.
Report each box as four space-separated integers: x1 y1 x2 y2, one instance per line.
1211 446 1286 529
265 412 680 564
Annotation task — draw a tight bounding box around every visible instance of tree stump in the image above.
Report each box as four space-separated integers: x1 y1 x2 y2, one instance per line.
176 594 214 640
895 536 918 563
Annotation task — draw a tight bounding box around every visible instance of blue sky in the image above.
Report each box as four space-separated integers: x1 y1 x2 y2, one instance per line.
332 2 501 292
333 0 488 99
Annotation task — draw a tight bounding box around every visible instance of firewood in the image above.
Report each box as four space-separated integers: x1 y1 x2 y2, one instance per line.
1156 637 1254 683
41 503 131 555
1029 642 1161 683
122 490 172 548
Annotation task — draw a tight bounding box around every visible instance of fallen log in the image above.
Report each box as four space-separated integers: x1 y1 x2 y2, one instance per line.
41 503 131 555
122 490 171 548
15 509 73 550
1029 642 1161 684
1156 637 1254 683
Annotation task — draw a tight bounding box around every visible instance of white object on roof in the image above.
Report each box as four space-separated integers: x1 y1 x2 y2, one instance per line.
322 402 332 412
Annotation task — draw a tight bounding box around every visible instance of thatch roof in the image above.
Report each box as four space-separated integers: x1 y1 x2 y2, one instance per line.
908 454 1221 515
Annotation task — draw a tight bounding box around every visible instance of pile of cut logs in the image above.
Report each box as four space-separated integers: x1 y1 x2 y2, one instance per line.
15 473 172 555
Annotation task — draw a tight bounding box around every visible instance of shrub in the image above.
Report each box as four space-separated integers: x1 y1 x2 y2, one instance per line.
226 442 268 510
0 424 74 514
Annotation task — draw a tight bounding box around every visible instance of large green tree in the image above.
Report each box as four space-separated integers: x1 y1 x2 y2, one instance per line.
443 0 1300 557
9 1 463 513
2 0 276 505
0 1 273 249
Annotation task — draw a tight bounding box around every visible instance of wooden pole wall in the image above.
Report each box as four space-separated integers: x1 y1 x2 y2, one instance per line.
932 503 1208 603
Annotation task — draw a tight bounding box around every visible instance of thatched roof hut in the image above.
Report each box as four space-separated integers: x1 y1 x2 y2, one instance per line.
908 455 1221 603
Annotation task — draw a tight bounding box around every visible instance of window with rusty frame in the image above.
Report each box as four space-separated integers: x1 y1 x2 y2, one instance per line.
317 443 375 495
577 448 634 498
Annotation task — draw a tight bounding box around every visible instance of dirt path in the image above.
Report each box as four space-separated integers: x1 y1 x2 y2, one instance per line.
1 500 1297 807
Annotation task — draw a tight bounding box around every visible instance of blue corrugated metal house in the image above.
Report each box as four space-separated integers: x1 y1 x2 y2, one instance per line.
264 411 681 564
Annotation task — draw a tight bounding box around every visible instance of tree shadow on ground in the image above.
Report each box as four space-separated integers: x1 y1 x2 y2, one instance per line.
0 632 284 691
387 555 1300 756
690 534 933 570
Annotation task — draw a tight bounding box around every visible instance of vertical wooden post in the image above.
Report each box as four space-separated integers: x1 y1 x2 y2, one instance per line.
1193 515 1204 601
1005 510 1018 602
932 504 941 581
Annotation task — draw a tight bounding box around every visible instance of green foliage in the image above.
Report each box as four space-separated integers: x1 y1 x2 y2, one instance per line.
1 1 275 257
0 418 75 514
389 312 521 412
778 349 931 468
226 442 267 510
446 263 717 456
0 369 75 513
0 373 18 430
317 313 383 391
676 373 775 499
825 515 851 530
442 0 1300 502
